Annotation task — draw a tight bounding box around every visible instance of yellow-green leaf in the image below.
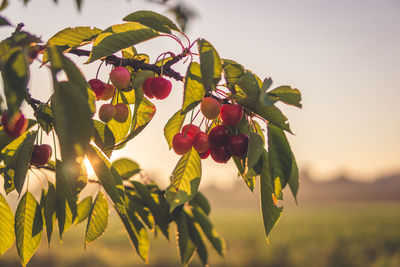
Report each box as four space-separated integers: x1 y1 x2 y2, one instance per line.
47 26 102 48
15 192 43 266
0 193 14 256
123 10 180 34
182 62 205 114
166 148 201 212
164 109 186 149
88 22 159 63
85 192 109 246
112 158 140 180
198 39 221 92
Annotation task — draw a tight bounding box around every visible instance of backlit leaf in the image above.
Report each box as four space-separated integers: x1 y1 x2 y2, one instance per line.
164 109 186 149
198 39 221 92
85 192 109 246
86 144 126 214
268 86 302 108
47 26 102 48
0 193 14 256
175 211 196 265
76 196 93 224
88 22 159 62
166 148 201 212
112 158 140 180
15 192 43 266
182 62 205 114
123 10 180 33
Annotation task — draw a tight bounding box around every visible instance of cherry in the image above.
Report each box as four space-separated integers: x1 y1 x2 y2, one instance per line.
210 145 231 163
220 104 244 126
181 124 200 139
1 111 28 138
102 83 115 101
88 79 106 100
208 125 229 147
150 77 172 100
142 77 155 99
228 134 249 157
30 144 52 166
198 150 210 159
200 97 221 120
193 132 210 153
110 66 131 89
99 104 116 123
114 103 129 123
172 133 193 155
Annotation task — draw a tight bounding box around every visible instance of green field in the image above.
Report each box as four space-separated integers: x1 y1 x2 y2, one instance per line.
1 202 399 267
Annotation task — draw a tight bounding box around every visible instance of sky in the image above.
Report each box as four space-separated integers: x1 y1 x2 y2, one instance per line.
1 0 399 186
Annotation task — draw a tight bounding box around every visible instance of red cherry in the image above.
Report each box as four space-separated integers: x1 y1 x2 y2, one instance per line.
200 97 221 120
172 133 193 155
110 66 131 89
150 77 172 99
210 145 231 163
198 150 210 159
114 104 129 123
99 104 116 123
30 144 52 166
193 132 210 153
181 124 200 139
208 125 229 147
1 111 28 138
88 79 106 100
228 134 249 157
102 84 115 101
142 77 155 99
220 104 244 126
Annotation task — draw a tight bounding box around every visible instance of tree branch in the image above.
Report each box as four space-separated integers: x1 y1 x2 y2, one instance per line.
68 48 185 81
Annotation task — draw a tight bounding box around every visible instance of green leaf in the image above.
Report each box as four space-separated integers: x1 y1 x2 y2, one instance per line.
260 150 283 242
189 192 210 216
55 194 73 239
197 39 222 92
112 158 140 180
235 95 291 132
164 109 186 149
15 192 43 266
222 59 245 89
175 211 196 265
76 196 93 224
88 22 159 63
166 148 201 212
35 103 53 134
192 206 225 256
130 181 170 239
238 71 262 98
123 10 180 34
85 192 109 246
0 193 14 256
86 145 126 214
186 214 208 265
93 120 115 157
267 124 299 199
0 15 11 26
43 183 56 244
116 211 149 262
0 0 9 12
233 156 255 191
48 46 96 115
55 160 78 220
47 26 102 48
1 131 36 194
125 191 154 229
247 132 264 170
182 62 205 114
268 86 302 108
51 81 94 162
1 49 29 116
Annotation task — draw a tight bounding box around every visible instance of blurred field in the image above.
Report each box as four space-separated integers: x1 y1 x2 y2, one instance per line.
0 201 399 267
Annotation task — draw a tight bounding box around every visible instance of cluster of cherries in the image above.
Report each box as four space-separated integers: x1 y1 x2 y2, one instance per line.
91 66 173 123
171 97 249 163
1 111 52 166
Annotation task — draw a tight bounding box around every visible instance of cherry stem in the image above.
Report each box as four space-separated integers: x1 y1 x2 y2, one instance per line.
95 61 104 79
159 34 185 51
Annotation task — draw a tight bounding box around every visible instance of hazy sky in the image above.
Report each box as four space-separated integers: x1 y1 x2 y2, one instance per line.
1 0 399 185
